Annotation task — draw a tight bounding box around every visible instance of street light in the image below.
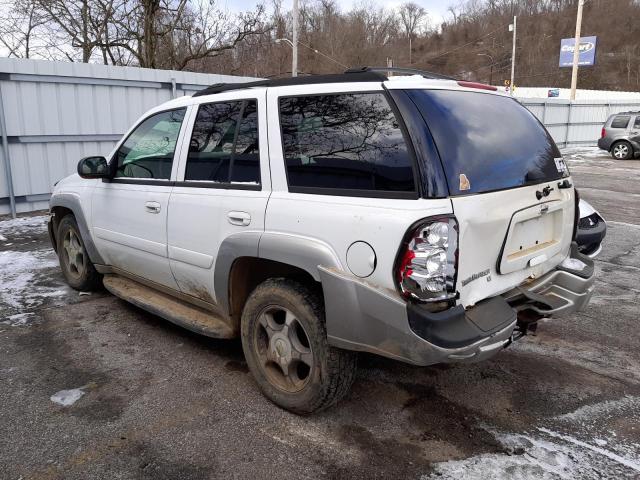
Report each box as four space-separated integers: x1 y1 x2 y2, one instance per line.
275 38 297 77
476 53 494 85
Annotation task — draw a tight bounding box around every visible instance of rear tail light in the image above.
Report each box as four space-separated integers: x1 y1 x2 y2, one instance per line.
601 127 606 138
395 216 458 302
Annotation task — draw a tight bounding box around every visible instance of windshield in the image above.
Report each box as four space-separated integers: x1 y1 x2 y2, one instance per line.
406 89 566 196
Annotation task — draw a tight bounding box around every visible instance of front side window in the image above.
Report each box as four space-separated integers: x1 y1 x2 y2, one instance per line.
185 100 260 185
279 93 416 195
114 109 186 179
634 116 640 128
611 115 631 129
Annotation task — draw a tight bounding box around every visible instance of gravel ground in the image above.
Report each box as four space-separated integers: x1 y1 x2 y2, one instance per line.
1 146 639 479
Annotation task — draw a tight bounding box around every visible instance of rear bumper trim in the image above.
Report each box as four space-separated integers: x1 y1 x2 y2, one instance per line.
319 242 595 367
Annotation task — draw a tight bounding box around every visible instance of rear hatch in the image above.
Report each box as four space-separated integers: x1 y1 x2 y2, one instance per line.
405 88 575 307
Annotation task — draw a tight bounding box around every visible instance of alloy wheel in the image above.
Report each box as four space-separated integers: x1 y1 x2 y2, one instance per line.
613 143 629 159
62 229 86 280
253 305 314 393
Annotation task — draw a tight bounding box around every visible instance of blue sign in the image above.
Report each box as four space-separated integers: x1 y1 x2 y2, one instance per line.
559 36 597 67
548 88 560 97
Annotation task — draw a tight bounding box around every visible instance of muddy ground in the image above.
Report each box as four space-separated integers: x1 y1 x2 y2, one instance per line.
1 146 639 479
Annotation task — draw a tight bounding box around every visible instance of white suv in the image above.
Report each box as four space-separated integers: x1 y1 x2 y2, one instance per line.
48 68 596 413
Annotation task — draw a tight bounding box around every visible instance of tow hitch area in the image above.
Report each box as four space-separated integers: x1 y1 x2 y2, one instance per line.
503 244 596 346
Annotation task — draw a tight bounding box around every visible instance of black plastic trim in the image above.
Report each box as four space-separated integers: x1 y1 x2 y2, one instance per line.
288 186 418 199
193 71 387 97
174 181 261 191
407 296 516 349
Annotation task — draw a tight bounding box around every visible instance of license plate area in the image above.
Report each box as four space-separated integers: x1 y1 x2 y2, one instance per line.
499 202 565 274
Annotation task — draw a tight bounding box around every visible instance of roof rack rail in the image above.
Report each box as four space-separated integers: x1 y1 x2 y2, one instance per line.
344 66 456 80
192 67 453 97
192 71 387 97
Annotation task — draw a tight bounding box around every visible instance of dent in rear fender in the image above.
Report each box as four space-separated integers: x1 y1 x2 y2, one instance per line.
213 232 262 316
49 193 105 265
258 232 342 281
318 266 443 365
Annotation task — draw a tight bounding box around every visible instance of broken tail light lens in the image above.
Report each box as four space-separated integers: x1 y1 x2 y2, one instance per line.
396 216 458 302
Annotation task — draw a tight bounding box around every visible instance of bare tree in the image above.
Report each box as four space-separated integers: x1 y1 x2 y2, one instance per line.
398 2 427 64
0 0 48 58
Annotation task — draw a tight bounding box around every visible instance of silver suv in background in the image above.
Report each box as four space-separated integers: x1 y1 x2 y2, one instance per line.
598 111 640 159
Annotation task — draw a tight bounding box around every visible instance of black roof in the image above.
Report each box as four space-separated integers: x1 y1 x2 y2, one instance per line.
192 67 455 97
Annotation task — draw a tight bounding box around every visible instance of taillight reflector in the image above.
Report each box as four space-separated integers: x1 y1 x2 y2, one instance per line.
395 216 459 303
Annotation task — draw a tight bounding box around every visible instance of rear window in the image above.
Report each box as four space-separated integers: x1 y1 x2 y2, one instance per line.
611 115 631 129
406 89 566 196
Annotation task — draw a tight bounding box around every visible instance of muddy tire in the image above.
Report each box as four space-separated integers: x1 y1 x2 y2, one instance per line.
56 215 102 291
241 278 357 414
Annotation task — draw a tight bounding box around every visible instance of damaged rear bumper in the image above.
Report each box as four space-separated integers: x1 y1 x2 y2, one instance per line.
320 243 595 367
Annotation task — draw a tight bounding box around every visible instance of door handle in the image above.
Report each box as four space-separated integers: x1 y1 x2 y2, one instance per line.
145 201 161 214
227 211 251 226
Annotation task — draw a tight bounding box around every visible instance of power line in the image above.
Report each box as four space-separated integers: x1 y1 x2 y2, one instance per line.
423 23 508 64
297 40 348 69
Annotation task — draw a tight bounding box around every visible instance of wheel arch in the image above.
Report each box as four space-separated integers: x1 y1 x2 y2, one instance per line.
214 232 342 329
49 194 104 264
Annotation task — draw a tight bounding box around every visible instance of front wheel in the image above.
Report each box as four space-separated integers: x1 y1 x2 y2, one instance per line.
56 215 102 291
241 278 357 414
611 141 633 160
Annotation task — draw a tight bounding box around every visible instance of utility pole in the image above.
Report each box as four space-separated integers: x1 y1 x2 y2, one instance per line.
292 0 298 77
509 16 517 96
409 36 412 65
570 0 585 100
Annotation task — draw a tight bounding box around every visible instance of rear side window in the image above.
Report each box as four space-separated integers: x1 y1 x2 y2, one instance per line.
279 93 416 197
185 99 260 185
407 90 565 196
634 116 640 128
611 115 631 129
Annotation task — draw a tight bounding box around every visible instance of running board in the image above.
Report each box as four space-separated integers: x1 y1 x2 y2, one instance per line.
103 274 236 339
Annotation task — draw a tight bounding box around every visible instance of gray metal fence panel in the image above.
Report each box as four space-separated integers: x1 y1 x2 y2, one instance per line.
0 57 257 215
520 98 640 149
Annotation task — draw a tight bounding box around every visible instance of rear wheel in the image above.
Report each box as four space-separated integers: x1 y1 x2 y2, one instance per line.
611 141 633 160
56 215 102 291
241 278 357 414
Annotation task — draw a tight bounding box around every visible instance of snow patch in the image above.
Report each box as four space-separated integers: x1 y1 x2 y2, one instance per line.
0 249 67 310
0 215 48 240
554 395 640 423
50 388 85 406
1 312 38 326
424 428 640 480
538 428 640 473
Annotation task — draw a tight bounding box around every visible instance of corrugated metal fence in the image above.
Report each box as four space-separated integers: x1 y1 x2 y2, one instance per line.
522 98 640 148
0 57 256 216
1 57 639 215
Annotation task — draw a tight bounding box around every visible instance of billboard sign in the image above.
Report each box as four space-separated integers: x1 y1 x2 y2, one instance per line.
559 36 597 67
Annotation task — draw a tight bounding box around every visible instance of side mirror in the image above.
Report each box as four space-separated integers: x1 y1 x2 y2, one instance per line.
77 156 109 179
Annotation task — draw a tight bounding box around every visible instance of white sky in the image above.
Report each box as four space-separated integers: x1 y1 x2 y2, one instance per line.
221 0 456 27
